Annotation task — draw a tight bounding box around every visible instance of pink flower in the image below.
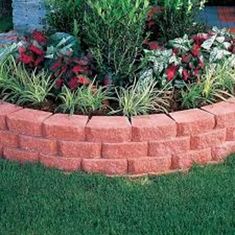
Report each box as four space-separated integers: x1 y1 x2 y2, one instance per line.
72 65 88 74
166 64 178 81
182 69 189 81
181 54 192 63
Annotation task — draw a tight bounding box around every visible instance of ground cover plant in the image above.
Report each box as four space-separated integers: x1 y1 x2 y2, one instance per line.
1 155 235 234
0 0 235 116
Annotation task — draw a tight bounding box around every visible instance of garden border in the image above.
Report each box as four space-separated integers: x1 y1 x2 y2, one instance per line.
0 98 235 176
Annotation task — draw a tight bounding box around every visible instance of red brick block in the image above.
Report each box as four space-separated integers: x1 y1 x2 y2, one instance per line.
128 156 172 174
0 102 22 130
43 114 88 141
0 130 18 148
191 129 226 150
227 126 235 141
19 135 57 155
102 142 148 159
201 102 235 128
59 141 101 158
172 148 212 169
132 114 177 141
82 159 127 175
170 109 215 136
212 141 235 161
3 147 39 163
40 154 81 171
149 137 190 157
86 116 131 142
7 109 52 136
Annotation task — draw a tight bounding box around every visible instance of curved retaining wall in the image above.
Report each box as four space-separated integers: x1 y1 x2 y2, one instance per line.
0 98 235 176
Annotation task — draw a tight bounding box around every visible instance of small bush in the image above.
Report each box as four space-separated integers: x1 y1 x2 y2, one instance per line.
148 0 207 41
83 0 149 85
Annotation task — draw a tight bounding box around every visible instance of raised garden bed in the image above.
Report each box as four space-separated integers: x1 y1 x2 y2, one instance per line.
1 98 235 176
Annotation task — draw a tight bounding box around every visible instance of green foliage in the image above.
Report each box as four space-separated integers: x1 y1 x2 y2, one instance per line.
46 0 85 36
1 154 235 235
181 61 235 109
83 0 149 85
0 57 54 107
153 0 207 41
112 78 172 117
57 84 110 114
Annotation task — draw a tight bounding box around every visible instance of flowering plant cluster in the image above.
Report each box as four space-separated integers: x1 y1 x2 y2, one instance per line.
17 31 95 90
141 27 235 88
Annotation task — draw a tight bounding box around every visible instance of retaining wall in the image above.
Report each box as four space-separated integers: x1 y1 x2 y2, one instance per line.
0 98 235 176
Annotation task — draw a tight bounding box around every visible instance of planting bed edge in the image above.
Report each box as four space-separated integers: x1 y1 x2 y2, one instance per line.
0 98 235 176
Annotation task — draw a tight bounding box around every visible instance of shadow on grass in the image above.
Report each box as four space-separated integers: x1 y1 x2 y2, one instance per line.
0 154 235 235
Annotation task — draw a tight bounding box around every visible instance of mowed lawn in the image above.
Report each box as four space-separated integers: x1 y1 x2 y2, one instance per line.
1 155 235 235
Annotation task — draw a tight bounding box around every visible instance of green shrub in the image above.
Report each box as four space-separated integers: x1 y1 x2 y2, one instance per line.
46 0 85 36
111 78 172 117
151 0 207 41
0 57 54 107
83 0 149 85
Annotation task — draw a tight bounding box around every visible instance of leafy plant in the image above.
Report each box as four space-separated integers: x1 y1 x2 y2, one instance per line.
180 61 235 109
112 78 172 117
148 0 207 41
0 57 54 107
83 0 149 85
46 0 85 37
57 83 111 114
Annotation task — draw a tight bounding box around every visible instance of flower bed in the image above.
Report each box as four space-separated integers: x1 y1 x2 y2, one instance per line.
1 99 235 176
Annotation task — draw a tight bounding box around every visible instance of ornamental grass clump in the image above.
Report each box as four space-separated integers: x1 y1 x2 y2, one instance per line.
112 78 172 117
0 56 54 107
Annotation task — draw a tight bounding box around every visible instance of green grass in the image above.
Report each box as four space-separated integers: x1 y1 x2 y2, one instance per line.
0 16 13 33
1 155 235 235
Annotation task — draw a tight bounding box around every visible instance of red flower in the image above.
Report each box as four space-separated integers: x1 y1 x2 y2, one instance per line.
32 31 47 44
182 69 189 81
72 65 88 74
20 53 33 64
18 46 26 54
78 76 90 85
68 77 79 90
29 44 44 56
191 44 201 57
148 41 160 50
166 64 178 81
34 57 44 66
51 62 61 71
55 79 64 88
